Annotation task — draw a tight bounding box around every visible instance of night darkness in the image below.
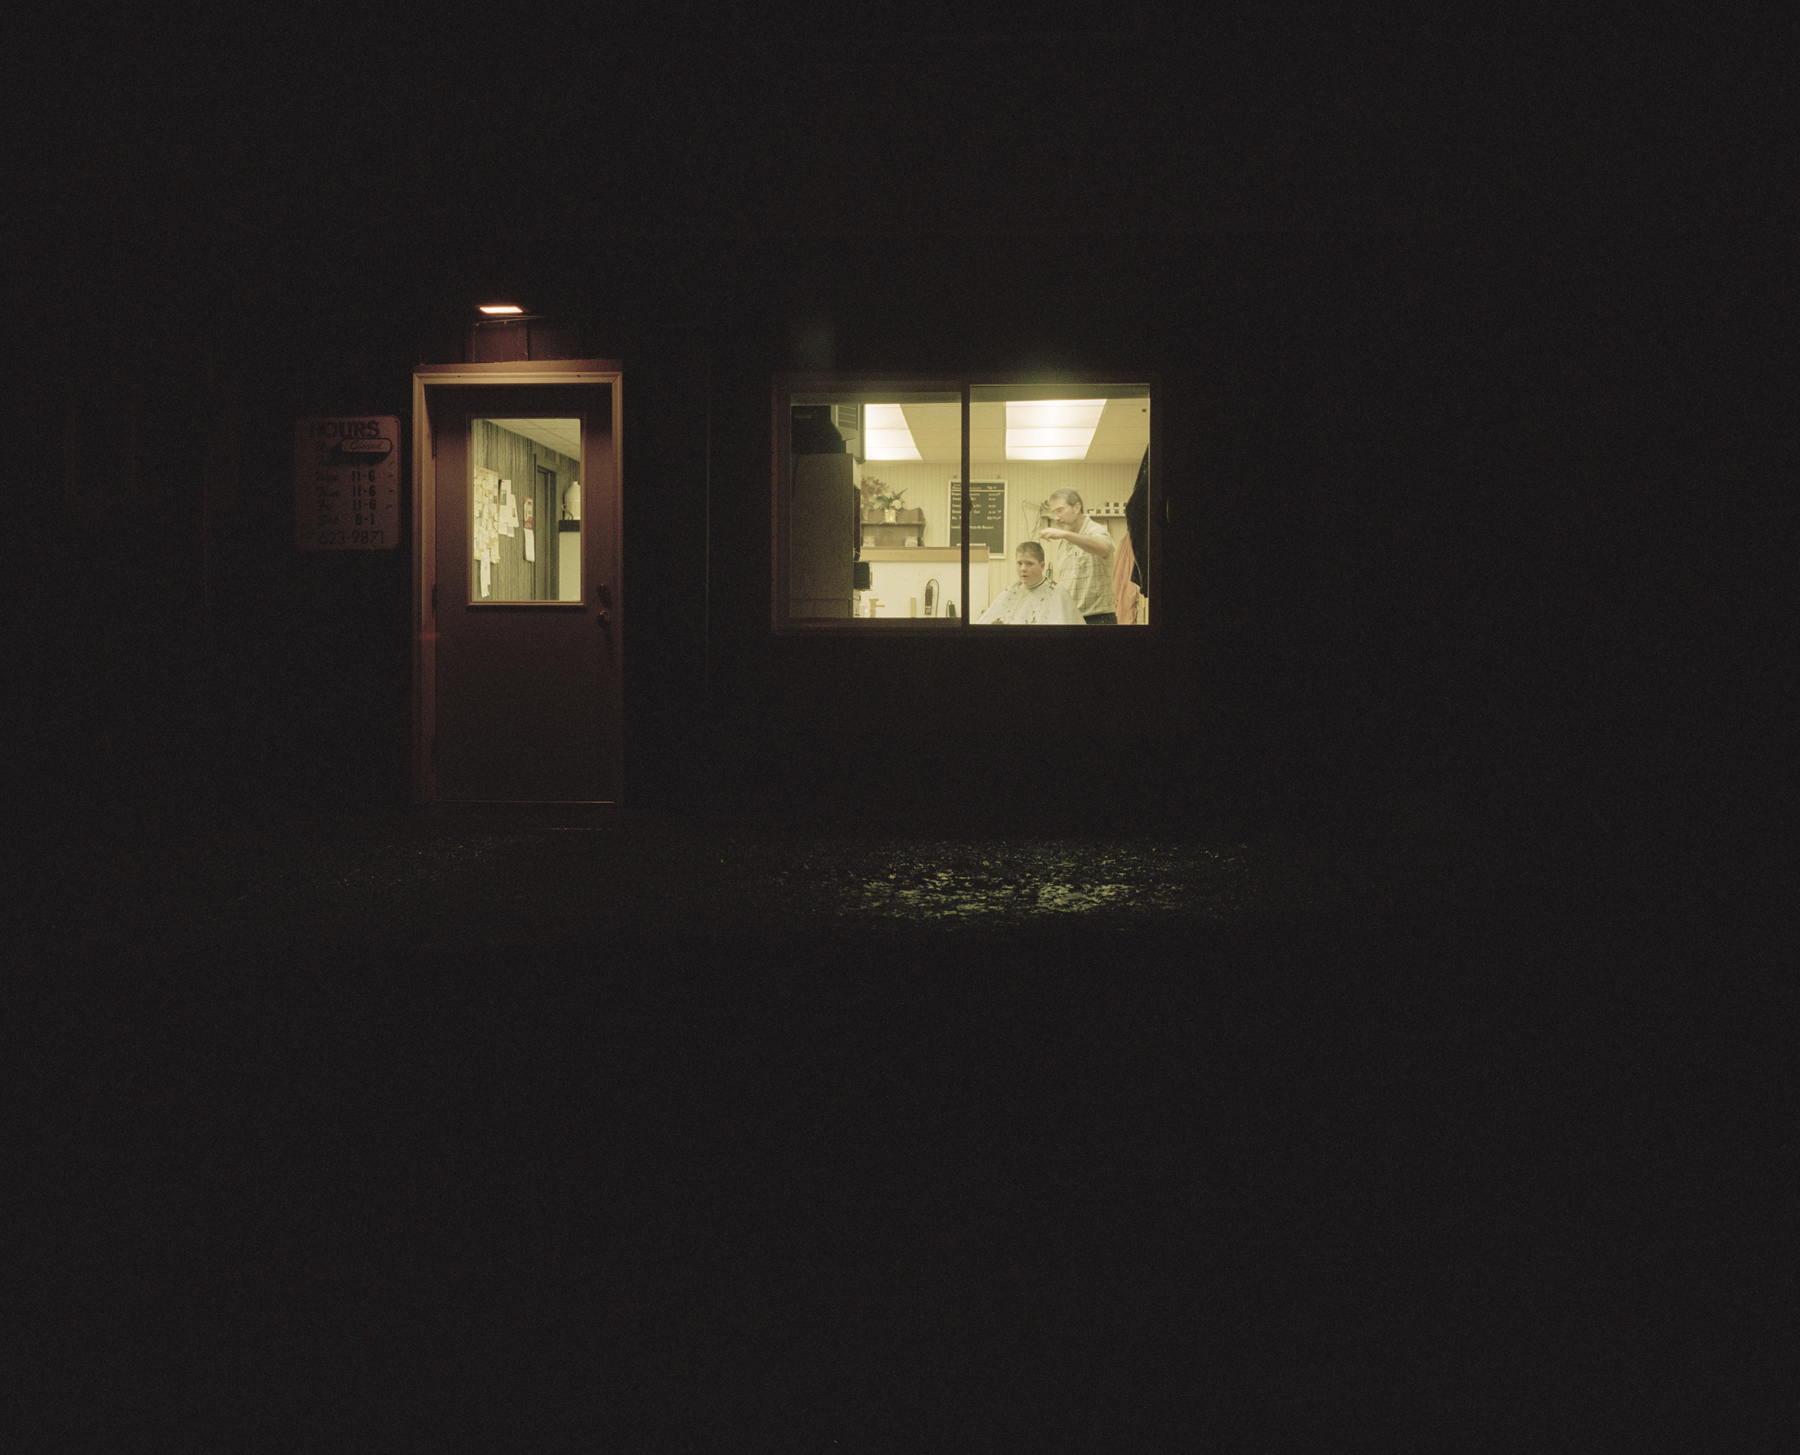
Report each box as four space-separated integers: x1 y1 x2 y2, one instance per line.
15 9 1782 1449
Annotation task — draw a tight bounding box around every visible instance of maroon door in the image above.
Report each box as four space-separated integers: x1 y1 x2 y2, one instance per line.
416 369 621 804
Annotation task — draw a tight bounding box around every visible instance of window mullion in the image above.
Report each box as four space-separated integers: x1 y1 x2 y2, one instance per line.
959 381 970 627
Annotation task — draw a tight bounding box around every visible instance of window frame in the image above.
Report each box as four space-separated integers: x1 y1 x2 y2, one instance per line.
771 372 1159 634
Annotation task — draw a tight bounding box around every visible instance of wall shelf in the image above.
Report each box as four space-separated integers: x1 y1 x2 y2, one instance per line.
859 507 926 551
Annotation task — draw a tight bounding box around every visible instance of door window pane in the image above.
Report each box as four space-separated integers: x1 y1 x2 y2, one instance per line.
470 417 580 603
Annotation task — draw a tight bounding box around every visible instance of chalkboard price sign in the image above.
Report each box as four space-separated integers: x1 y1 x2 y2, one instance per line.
948 479 1006 558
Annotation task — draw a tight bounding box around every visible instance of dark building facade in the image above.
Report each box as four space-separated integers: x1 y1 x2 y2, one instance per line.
31 20 1726 850
40 227 1540 840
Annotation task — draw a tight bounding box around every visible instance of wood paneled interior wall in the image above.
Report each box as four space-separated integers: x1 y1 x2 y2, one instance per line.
472 419 578 601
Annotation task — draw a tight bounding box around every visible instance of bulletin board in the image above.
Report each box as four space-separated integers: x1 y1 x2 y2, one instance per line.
948 479 1006 558
471 467 503 597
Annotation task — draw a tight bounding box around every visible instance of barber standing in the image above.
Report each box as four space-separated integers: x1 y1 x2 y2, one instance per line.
1038 488 1117 625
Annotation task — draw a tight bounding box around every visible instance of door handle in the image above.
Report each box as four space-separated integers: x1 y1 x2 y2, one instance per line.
595 582 612 623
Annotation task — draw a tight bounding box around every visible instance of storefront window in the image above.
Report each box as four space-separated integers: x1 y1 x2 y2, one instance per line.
786 386 962 620
776 379 1152 628
470 417 581 603
967 384 1150 626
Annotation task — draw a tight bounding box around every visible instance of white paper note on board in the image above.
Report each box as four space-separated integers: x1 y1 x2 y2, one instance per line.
480 559 490 597
524 528 535 562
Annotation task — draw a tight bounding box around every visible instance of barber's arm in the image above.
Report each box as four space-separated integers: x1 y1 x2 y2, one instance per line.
1039 526 1114 558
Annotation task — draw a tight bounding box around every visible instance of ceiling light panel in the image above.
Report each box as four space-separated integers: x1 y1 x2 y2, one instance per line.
898 402 962 464
1006 399 1105 461
862 402 922 460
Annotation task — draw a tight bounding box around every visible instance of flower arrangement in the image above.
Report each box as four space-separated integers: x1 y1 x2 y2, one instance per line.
860 476 907 513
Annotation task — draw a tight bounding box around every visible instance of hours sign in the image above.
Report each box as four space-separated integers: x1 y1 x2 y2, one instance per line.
296 416 401 549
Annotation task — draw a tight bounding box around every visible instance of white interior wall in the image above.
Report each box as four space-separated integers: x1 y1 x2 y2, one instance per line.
860 459 1139 600
863 556 991 620
558 529 580 601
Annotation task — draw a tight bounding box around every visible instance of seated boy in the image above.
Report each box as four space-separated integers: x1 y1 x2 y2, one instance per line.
976 541 1086 625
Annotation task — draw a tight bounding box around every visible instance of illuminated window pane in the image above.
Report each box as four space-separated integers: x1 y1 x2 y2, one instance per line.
470 418 580 603
789 390 965 620
777 381 1152 628
967 386 1150 626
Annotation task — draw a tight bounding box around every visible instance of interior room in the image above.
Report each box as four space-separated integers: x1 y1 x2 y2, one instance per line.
470 418 582 603
788 387 1151 624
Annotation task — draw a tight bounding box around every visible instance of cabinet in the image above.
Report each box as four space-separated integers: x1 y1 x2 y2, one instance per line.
790 454 858 617
860 546 991 619
860 506 925 550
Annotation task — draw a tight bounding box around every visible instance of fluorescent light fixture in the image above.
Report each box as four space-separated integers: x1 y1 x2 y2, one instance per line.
479 304 525 315
1006 400 1105 460
862 403 922 461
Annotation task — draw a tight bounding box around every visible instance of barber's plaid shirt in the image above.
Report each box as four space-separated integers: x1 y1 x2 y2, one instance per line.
1051 516 1117 617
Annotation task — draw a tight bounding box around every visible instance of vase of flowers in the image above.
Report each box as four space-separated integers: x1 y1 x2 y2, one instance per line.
860 476 908 522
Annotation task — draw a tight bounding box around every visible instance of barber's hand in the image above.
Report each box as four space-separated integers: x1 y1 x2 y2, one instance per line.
1038 528 1063 541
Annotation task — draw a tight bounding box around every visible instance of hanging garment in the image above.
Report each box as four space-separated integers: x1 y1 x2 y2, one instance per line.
1112 528 1141 625
1124 445 1149 597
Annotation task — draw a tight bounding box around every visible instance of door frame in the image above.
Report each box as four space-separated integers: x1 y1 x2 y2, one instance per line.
412 360 623 805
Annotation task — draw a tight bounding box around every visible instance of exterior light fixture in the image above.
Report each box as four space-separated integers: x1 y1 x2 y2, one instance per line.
479 304 525 315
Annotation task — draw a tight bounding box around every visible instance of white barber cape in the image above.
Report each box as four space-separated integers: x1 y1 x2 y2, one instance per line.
976 576 1086 625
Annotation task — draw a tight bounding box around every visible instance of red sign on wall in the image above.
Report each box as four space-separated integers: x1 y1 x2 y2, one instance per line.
296 416 400 549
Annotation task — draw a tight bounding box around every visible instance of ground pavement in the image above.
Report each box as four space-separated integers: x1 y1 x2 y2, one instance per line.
13 804 1767 1448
